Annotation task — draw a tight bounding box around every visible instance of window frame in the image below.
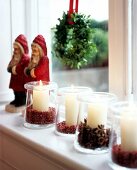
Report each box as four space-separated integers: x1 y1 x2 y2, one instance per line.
132 0 137 100
109 0 133 100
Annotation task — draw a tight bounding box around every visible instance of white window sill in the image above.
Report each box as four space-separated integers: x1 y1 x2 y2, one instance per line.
0 105 111 170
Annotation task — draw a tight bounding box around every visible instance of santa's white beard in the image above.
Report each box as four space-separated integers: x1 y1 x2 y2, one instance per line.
13 54 21 63
9 54 21 66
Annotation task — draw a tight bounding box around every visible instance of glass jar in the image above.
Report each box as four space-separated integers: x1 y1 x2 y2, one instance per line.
24 81 58 129
74 92 117 154
109 101 137 169
55 86 92 136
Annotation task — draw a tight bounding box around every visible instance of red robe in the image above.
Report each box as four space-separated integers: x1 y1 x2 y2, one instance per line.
26 56 50 82
9 54 30 91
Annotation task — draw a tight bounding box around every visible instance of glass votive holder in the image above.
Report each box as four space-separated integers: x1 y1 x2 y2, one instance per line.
55 86 92 136
24 81 58 129
74 92 117 154
109 101 137 169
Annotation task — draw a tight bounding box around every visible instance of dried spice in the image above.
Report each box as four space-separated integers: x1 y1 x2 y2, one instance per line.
78 119 110 149
26 105 56 124
112 145 137 168
57 121 76 134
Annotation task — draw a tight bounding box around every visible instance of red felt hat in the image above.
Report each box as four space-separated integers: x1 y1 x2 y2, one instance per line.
32 35 47 56
15 34 29 54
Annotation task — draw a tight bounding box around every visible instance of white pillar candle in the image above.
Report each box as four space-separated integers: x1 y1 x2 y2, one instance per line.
121 110 137 151
33 81 49 112
87 103 107 128
65 93 79 126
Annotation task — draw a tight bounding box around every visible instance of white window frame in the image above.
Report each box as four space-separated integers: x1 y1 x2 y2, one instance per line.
109 0 133 100
25 0 39 45
132 0 137 100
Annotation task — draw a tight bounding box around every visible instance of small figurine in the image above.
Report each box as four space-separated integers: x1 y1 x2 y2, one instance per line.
5 34 30 113
25 35 50 82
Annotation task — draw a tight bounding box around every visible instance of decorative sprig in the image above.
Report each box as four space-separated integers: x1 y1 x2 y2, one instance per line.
52 12 97 69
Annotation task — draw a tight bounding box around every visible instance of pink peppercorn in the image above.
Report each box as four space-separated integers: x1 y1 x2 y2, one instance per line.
57 121 76 134
112 144 137 168
26 105 56 125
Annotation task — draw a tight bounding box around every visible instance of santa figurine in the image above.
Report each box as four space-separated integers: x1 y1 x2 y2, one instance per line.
25 35 50 82
5 34 30 113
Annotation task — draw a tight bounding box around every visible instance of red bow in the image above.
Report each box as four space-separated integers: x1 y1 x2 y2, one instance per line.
68 0 79 24
68 0 79 15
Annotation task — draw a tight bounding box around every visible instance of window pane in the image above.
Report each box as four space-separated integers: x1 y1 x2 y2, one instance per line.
52 0 108 91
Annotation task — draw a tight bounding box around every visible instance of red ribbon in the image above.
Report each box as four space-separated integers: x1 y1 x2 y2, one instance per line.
75 0 79 13
69 0 74 14
68 0 79 14
68 0 79 24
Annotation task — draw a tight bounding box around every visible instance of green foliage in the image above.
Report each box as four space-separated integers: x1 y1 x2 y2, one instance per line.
52 12 97 69
90 20 108 31
88 29 108 67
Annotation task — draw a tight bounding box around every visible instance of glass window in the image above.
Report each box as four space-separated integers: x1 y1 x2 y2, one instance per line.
51 0 108 92
26 0 131 99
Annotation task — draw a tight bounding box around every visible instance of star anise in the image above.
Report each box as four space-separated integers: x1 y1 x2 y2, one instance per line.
78 121 111 149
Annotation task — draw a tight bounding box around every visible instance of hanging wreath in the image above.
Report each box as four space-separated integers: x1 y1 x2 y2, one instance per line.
52 12 97 69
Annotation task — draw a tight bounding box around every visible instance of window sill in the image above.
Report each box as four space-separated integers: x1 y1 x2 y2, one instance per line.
0 105 111 170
